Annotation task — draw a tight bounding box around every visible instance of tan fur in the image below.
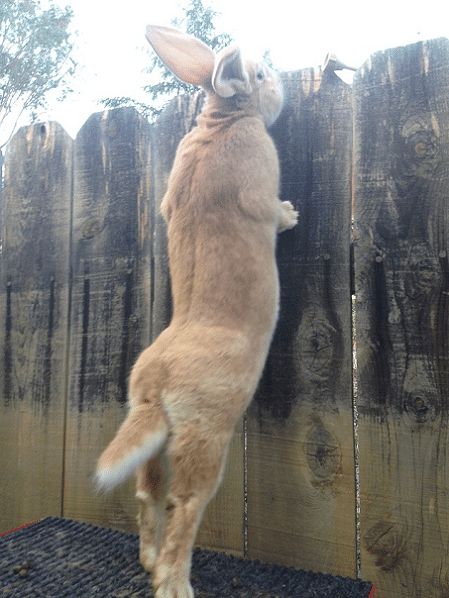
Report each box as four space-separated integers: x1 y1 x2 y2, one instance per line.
96 25 298 598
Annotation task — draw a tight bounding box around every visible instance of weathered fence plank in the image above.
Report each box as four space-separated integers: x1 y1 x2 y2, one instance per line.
353 39 449 597
63 108 153 530
246 69 355 576
151 94 245 555
0 123 72 531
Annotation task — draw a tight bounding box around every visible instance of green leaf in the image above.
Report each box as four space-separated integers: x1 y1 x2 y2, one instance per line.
105 0 232 122
0 0 76 146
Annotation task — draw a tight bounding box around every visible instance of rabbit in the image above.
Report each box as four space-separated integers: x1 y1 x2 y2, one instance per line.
96 24 298 598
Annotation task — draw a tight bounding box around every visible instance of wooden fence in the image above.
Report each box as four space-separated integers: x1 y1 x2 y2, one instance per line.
1 37 449 598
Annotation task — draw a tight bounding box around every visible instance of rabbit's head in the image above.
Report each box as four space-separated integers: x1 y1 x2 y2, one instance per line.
146 25 283 128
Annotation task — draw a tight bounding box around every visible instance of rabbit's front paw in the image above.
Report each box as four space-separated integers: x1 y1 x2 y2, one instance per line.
278 201 298 232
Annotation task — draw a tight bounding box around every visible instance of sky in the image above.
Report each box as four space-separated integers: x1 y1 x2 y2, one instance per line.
8 0 449 141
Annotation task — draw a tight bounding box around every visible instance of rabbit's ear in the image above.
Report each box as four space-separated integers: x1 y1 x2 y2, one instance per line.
212 46 251 98
146 25 215 88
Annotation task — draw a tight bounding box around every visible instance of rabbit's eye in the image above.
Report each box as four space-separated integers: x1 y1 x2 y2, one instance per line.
256 70 265 81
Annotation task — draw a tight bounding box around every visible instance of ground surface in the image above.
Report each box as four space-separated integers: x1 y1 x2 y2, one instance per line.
0 517 373 597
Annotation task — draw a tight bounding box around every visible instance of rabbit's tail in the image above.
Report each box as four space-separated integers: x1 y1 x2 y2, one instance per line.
95 401 169 492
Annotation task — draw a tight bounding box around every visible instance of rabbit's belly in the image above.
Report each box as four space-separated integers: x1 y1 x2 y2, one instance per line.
158 321 275 415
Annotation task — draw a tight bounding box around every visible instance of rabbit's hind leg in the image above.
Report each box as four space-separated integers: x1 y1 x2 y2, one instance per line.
136 456 168 573
152 427 231 598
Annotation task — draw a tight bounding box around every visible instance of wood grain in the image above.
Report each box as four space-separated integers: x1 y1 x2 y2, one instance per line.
63 108 153 531
353 38 449 597
246 69 356 576
0 122 72 531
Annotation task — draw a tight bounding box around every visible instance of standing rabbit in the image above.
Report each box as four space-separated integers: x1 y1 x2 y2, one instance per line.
96 25 298 598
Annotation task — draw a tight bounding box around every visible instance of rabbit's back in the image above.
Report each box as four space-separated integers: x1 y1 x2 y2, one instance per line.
164 110 281 338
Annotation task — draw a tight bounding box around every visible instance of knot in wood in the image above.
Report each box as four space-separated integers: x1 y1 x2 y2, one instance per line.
364 520 405 571
402 359 438 423
402 354 441 425
81 220 102 240
296 312 336 378
303 422 341 484
396 114 441 181
403 393 435 424
405 244 441 300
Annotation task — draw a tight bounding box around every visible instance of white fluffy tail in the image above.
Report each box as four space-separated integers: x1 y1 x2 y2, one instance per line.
95 403 168 492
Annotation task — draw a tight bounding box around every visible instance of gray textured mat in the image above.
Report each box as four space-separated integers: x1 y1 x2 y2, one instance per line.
0 517 374 597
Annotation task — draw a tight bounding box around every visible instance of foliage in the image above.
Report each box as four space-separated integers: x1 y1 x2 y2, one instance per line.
99 96 160 121
146 0 232 101
101 0 231 120
0 0 76 147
